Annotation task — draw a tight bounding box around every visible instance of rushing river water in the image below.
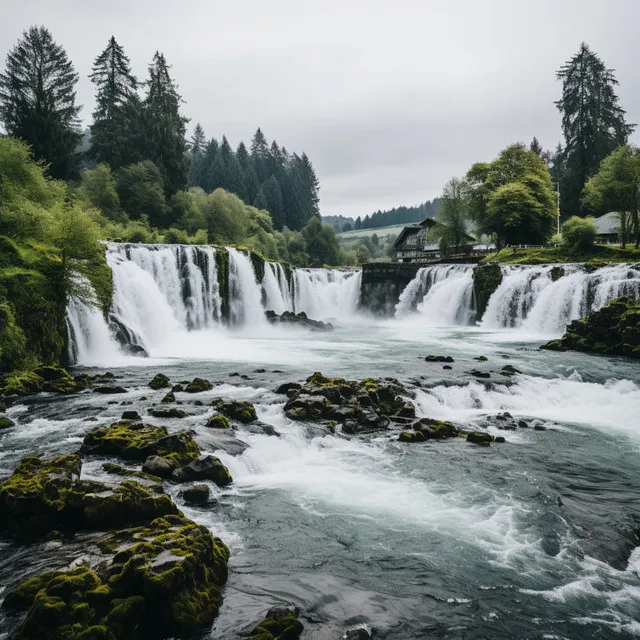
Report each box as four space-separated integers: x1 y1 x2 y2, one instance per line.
2 249 640 639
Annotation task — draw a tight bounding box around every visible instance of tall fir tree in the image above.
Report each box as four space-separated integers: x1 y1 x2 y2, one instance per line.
0 26 81 179
201 138 219 192
188 123 208 188
210 136 247 200
237 141 259 203
255 176 285 229
143 51 189 196
88 36 138 168
250 128 270 182
556 43 635 216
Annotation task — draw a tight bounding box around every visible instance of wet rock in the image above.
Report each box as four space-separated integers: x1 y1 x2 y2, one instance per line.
81 421 200 466
474 355 488 361
494 436 506 443
275 382 302 395
102 463 163 485
172 455 232 487
149 373 171 390
4 514 229 638
541 296 640 359
473 263 503 321
518 420 529 428
466 432 494 445
181 484 211 505
250 604 303 639
266 309 333 331
93 385 128 394
148 407 190 419
185 377 213 393
413 418 459 439
501 365 522 376
161 390 176 403
213 399 258 423
443 365 452 370
398 431 426 442
0 416 15 429
121 410 141 421
207 414 231 429
142 455 177 479
469 370 490 379
172 384 184 392
534 424 547 431
345 627 373 640
550 266 565 282
425 355 454 362
254 368 266 373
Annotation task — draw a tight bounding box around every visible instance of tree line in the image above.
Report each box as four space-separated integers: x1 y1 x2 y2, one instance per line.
433 42 640 253
0 26 322 236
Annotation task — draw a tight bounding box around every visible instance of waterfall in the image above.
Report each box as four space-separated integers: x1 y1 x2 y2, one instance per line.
263 262 293 314
481 263 640 333
293 269 362 320
395 264 476 325
227 247 267 327
66 275 122 365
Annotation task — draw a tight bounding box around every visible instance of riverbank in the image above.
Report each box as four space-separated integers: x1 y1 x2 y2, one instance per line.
483 245 640 264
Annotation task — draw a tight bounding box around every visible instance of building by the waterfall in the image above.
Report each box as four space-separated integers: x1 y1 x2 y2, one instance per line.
392 218 483 263
593 212 622 245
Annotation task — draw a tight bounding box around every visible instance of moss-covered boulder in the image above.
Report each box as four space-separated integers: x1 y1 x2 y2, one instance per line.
473 263 503 320
149 373 171 390
148 407 190 419
413 418 459 439
0 455 177 536
0 415 15 429
249 605 304 640
398 431 426 443
466 432 496 445
4 514 229 639
161 391 175 404
213 399 257 423
283 373 415 433
184 377 213 393
80 422 200 467
424 355 454 363
172 455 232 487
206 414 231 429
540 296 640 358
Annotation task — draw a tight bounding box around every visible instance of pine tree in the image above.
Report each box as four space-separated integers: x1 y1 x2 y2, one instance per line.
255 176 285 229
143 51 189 196
0 26 81 179
556 43 635 215
202 138 219 192
250 128 270 182
236 141 259 202
529 137 543 156
210 136 247 200
88 36 138 168
188 123 208 188
191 123 206 153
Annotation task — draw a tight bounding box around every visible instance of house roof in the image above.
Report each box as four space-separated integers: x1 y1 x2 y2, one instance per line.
593 212 620 235
392 225 421 249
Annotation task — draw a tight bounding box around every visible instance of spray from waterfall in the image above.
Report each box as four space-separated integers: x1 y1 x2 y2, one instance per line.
293 269 362 320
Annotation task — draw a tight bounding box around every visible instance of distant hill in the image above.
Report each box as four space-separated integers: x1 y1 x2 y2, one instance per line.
323 198 441 233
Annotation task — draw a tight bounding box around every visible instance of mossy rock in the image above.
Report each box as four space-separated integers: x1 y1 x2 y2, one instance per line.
172 455 232 487
425 355 454 363
80 421 200 467
213 399 257 423
5 514 230 639
466 432 494 445
148 407 191 419
184 378 213 393
250 605 304 640
102 462 162 485
206 414 231 429
149 373 171 390
0 416 15 429
161 391 176 404
473 263 503 321
398 431 425 443
413 418 459 439
1 370 45 396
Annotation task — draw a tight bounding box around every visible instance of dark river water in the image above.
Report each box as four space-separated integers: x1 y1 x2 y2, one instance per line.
1 318 640 639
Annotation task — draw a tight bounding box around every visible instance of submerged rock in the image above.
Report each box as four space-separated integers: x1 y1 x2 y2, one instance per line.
541 296 640 358
0 416 15 429
249 604 303 640
4 513 229 639
148 407 191 419
81 421 200 467
149 373 171 390
213 399 258 423
266 309 333 331
172 455 232 487
425 355 454 363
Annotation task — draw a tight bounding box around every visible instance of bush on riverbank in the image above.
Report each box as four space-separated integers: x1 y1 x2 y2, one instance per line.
483 244 640 264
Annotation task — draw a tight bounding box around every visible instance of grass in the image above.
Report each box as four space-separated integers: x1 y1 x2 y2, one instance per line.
484 244 640 264
337 224 406 239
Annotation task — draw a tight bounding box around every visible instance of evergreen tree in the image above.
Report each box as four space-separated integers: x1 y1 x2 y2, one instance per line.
190 123 206 153
0 26 81 179
88 36 138 168
143 52 189 196
250 128 270 182
201 138 219 192
210 136 247 200
188 123 208 188
255 176 285 229
556 43 635 215
236 141 259 202
529 137 543 156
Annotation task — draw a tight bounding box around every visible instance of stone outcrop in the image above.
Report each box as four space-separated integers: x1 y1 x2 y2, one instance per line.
265 309 333 331
473 263 503 321
541 296 640 358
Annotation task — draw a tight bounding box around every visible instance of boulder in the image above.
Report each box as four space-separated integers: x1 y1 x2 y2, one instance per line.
148 407 190 419
0 416 15 429
425 355 454 363
345 628 373 640
142 455 177 479
185 377 213 393
266 309 333 331
149 373 171 390
207 414 231 429
413 418 459 439
501 365 522 376
275 382 302 395
249 604 303 640
466 432 494 446
398 431 425 443
94 385 128 394
121 410 141 421
213 399 258 423
474 355 488 361
469 370 490 379
161 391 176 403
181 484 211 505
172 455 232 487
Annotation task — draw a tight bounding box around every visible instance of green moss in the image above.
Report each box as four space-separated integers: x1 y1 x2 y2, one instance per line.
250 251 266 283
250 608 304 640
473 263 503 320
80 421 200 466
484 245 640 265
215 247 229 323
206 414 231 429
149 373 170 390
184 377 213 393
0 300 28 371
82 244 113 317
101 463 162 484
0 416 15 429
212 399 257 423
2 370 44 395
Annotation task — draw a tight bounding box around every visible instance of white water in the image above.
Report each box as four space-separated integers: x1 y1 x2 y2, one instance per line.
293 268 362 320
262 262 293 314
482 264 640 333
395 264 475 325
227 248 267 328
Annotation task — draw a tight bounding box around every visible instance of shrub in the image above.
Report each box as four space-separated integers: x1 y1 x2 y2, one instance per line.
562 216 597 250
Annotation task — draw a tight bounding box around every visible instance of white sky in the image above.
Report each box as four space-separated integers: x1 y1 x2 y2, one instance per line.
2 0 639 218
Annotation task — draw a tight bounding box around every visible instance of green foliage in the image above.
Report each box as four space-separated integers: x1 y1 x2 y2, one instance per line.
582 144 640 247
116 160 167 225
79 164 124 222
562 216 597 250
435 177 470 254
466 143 557 247
485 244 640 264
0 26 81 179
301 217 340 267
556 43 635 216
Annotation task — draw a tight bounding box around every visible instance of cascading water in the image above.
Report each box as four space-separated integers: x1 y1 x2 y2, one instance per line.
262 262 293 314
293 269 362 320
482 263 640 333
395 264 476 325
227 247 268 328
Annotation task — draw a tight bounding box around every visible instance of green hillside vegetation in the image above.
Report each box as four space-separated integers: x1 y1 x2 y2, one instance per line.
484 245 640 265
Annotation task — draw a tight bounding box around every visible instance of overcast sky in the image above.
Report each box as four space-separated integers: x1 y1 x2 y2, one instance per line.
2 0 640 218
